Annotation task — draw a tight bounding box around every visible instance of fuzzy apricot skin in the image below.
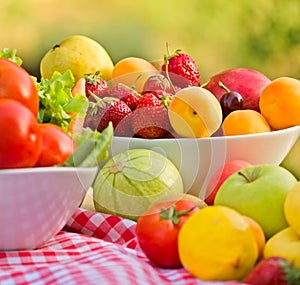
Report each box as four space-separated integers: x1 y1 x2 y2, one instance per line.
259 77 300 130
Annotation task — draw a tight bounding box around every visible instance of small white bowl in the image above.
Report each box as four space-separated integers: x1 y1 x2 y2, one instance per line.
109 126 300 199
0 166 98 250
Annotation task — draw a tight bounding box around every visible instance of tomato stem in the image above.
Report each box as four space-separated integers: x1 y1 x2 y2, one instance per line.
160 205 196 225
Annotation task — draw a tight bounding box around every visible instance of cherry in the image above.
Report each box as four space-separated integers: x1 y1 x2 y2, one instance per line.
218 81 244 119
220 91 244 119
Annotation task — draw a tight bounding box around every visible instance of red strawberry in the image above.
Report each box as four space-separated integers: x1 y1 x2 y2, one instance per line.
108 83 141 111
142 73 178 96
132 92 171 139
161 47 201 88
84 71 108 97
244 256 300 285
84 97 133 137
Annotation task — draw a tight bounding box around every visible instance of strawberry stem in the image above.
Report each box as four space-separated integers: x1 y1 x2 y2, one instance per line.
279 259 300 284
163 43 178 94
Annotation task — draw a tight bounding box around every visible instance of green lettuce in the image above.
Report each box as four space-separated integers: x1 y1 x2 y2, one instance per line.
0 48 23 66
35 69 88 134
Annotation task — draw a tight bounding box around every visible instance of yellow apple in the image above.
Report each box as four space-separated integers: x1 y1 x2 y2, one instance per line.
40 35 114 82
284 181 300 236
264 227 300 269
168 86 222 138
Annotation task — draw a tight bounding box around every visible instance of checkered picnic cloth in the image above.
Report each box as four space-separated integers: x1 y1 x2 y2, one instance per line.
0 208 247 285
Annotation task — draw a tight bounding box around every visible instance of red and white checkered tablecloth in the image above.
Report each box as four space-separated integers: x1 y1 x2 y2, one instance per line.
0 208 248 285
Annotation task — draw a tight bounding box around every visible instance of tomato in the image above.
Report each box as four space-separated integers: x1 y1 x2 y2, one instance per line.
136 199 200 269
0 58 39 115
0 98 42 168
35 123 76 167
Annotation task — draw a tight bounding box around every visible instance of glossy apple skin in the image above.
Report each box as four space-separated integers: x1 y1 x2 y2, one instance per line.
214 164 297 239
204 160 252 205
263 227 300 269
204 68 271 112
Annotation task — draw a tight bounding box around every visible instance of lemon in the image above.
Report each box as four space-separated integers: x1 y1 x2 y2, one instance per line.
178 205 258 281
40 35 114 82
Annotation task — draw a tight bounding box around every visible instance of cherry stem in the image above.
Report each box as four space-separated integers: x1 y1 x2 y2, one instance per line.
218 81 231 93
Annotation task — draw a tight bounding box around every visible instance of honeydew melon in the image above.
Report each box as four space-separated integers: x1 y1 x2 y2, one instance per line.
93 148 184 220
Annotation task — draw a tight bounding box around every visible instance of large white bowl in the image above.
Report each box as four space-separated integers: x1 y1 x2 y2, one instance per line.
0 166 98 250
109 126 300 199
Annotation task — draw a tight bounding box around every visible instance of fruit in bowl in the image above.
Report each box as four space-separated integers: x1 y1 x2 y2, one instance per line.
0 166 98 250
109 125 300 198
36 37 300 202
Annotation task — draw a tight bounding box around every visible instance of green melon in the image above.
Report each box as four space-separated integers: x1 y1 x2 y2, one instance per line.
93 148 184 220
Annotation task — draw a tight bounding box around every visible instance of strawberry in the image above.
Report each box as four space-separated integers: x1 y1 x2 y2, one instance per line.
84 97 133 137
161 47 201 88
244 256 300 285
108 83 141 111
84 71 108 98
142 73 178 96
132 92 171 139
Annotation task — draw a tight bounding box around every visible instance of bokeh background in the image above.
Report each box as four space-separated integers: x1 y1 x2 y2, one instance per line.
1 0 300 82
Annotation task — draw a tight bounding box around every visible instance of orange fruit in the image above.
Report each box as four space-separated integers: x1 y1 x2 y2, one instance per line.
111 57 159 92
222 109 271 136
259 77 300 130
242 215 266 261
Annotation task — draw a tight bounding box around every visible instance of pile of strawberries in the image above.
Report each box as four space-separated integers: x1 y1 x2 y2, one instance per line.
83 49 201 139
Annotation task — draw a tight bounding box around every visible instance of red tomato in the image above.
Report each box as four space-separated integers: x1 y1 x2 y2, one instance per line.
35 123 76 167
136 199 200 269
0 98 42 168
0 58 39 115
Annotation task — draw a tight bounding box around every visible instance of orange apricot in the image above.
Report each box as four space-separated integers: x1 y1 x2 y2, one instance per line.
222 109 271 136
259 77 300 130
111 57 159 92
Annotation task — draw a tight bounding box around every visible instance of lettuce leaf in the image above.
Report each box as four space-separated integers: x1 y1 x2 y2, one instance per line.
0 48 23 66
35 69 88 134
63 122 113 167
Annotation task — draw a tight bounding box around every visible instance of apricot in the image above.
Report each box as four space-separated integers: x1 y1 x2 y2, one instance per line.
259 77 300 130
222 109 271 136
168 86 222 138
111 57 159 92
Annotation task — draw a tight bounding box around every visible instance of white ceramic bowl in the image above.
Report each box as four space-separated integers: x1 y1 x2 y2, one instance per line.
109 126 300 199
0 166 98 250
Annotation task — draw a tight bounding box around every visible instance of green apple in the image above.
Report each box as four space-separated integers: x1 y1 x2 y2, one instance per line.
280 136 300 180
214 164 297 239
40 35 114 82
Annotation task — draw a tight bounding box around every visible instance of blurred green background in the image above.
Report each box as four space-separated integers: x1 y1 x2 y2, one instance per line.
1 0 300 82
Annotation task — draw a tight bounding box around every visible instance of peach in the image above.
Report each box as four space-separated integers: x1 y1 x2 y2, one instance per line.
242 215 266 261
222 109 271 136
168 86 222 138
259 77 300 130
111 57 159 92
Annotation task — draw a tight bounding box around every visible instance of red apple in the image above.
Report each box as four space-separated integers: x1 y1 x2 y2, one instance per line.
204 160 252 205
203 68 271 112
